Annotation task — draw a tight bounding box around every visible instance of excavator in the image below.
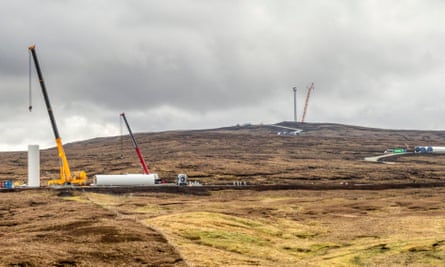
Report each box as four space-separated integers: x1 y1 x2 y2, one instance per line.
28 45 87 185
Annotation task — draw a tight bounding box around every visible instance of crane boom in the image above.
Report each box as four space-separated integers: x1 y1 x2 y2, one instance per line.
301 83 314 123
28 45 86 185
120 113 150 174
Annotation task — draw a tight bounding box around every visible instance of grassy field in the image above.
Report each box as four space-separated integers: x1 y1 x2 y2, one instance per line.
81 188 445 266
1 122 445 266
2 188 444 266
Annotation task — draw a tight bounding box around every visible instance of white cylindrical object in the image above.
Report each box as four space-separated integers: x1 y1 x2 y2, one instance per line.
432 147 445 154
94 174 159 186
28 145 40 187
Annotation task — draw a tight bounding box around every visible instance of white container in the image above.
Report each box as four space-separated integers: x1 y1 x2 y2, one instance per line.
93 173 159 186
28 145 40 187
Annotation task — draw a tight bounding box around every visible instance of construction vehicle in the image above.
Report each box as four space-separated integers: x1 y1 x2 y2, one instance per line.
176 173 188 186
301 83 314 123
28 45 87 185
120 112 151 174
384 147 407 154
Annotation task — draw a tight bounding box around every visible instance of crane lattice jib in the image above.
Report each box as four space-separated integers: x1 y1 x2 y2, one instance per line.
301 83 314 123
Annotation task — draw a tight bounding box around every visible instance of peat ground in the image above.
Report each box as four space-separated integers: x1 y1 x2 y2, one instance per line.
1 122 445 266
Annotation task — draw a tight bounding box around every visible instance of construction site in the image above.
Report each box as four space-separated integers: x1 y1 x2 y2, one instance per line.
0 46 445 266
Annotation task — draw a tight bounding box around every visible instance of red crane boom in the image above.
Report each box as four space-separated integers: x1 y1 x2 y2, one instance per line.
120 113 150 174
301 83 314 123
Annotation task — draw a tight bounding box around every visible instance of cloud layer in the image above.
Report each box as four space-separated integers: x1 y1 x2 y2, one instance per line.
1 1 445 150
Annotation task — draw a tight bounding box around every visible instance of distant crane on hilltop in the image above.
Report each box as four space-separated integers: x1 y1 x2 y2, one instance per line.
301 82 314 123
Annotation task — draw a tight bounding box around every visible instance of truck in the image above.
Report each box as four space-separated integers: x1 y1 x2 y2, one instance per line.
384 147 407 154
414 146 445 154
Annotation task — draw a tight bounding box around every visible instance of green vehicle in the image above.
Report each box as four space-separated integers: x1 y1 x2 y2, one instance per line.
392 148 407 154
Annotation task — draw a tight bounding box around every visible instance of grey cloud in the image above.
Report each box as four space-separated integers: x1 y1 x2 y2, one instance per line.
1 0 445 150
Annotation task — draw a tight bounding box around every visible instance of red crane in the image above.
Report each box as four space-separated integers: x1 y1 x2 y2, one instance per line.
120 113 150 174
301 83 314 123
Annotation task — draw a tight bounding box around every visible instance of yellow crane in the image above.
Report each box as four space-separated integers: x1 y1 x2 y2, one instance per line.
28 45 87 185
301 83 314 123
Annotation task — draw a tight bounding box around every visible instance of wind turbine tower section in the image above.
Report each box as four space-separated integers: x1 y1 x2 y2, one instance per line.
292 86 297 122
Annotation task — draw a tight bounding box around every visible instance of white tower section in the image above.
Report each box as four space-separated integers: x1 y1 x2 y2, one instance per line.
292 87 297 122
28 145 40 187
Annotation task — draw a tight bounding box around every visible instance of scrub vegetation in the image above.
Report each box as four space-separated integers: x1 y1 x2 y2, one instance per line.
83 189 445 266
1 122 445 266
3 122 445 186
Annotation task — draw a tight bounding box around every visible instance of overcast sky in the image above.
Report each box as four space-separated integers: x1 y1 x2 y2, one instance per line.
1 0 445 151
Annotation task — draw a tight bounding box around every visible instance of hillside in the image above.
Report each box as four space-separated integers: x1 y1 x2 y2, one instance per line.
2 122 445 186
2 122 445 266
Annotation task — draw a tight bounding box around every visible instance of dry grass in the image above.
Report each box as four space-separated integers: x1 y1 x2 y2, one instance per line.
83 189 445 266
0 191 185 267
3 122 445 186
1 188 445 266
2 122 445 266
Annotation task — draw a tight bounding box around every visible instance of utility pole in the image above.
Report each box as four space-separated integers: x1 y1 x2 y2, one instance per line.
292 87 297 122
